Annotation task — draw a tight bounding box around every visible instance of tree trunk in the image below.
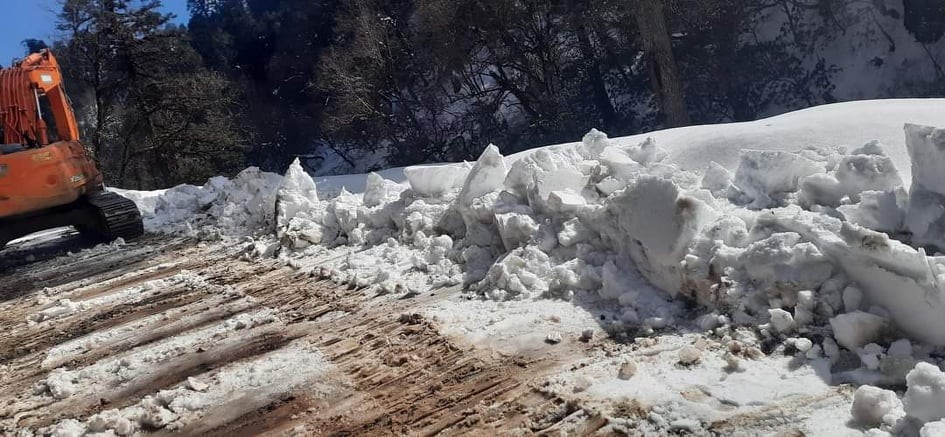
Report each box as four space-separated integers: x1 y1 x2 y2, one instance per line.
633 0 690 127
576 20 619 131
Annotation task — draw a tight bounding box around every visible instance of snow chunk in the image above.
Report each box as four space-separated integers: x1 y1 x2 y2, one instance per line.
733 150 824 208
461 145 508 202
276 159 324 248
495 212 539 251
888 339 912 358
829 311 890 350
905 362 945 424
767 309 795 333
458 145 508 249
482 246 552 300
581 128 610 159
838 189 907 232
835 142 902 201
547 190 587 214
626 137 667 166
799 173 844 207
677 346 702 365
905 124 945 251
47 419 87 437
558 218 592 248
601 176 716 295
404 162 471 197
701 161 735 197
851 385 904 427
921 420 945 437
742 232 833 290
505 148 589 210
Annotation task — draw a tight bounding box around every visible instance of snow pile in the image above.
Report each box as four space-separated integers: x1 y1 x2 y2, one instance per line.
133 118 945 351
135 167 284 238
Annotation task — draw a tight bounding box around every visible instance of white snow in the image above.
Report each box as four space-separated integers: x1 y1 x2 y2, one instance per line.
904 362 945 425
851 385 904 427
905 124 945 251
830 312 891 351
921 420 945 437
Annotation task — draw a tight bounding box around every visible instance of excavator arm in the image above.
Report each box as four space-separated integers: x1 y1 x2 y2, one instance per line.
0 49 80 146
16 50 81 143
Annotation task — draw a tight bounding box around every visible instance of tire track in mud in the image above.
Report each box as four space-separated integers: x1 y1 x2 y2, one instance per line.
203 274 611 436
0 236 195 300
0 238 609 436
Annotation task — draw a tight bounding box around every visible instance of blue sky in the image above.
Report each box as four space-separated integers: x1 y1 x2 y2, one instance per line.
0 0 190 64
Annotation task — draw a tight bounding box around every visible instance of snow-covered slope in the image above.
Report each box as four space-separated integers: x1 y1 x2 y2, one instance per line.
511 99 945 191
118 99 945 435
306 99 945 197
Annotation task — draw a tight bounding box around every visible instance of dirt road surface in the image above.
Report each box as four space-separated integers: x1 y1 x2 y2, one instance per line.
0 236 621 436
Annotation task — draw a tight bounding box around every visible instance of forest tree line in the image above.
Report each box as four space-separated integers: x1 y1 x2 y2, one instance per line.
32 0 945 189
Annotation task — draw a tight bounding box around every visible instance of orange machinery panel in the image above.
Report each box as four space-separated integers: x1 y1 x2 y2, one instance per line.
0 141 103 219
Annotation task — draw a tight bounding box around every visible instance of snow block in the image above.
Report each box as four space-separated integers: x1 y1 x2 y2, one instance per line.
581 128 610 159
599 146 644 182
626 137 667 166
921 420 945 437
701 161 735 197
505 148 590 211
835 143 902 201
829 311 889 350
733 150 824 208
276 159 323 248
837 188 907 233
851 385 904 427
404 162 472 198
905 362 945 425
905 124 945 251
603 176 715 295
461 145 507 202
458 145 508 248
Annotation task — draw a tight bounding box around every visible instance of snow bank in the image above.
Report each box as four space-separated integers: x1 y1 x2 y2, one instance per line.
133 167 283 237
119 102 945 374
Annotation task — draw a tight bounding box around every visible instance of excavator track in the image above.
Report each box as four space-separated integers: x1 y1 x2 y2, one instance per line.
84 191 145 241
0 191 143 251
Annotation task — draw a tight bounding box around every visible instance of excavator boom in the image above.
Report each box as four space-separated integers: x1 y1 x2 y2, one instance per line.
0 49 142 249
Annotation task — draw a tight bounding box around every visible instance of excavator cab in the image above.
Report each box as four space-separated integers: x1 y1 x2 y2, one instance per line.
0 49 143 249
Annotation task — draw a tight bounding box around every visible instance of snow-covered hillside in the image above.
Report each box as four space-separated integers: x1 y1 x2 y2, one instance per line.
97 99 945 435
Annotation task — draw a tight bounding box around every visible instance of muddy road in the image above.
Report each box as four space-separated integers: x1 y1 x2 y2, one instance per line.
0 236 615 436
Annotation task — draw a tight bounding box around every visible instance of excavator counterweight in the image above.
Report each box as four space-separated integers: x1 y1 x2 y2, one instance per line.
0 49 143 249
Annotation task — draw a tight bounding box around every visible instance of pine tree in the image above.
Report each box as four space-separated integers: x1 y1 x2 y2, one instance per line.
55 0 248 188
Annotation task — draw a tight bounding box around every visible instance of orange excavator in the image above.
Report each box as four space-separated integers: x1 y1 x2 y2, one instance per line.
0 49 143 249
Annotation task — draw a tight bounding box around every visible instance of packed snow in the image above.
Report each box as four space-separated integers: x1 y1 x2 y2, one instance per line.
109 99 945 435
